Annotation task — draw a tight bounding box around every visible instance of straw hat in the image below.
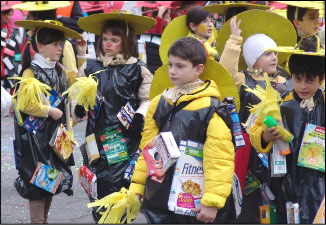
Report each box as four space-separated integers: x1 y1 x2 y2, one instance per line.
77 12 156 35
276 1 324 10
14 20 83 40
159 15 218 64
203 3 270 15
150 58 240 111
265 35 325 57
11 1 71 11
216 9 297 71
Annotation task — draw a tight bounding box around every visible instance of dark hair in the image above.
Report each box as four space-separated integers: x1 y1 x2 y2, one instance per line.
21 28 65 76
224 7 247 22
287 6 308 24
29 9 57 21
97 20 138 59
186 6 212 33
168 37 207 66
2 8 13 15
289 54 325 81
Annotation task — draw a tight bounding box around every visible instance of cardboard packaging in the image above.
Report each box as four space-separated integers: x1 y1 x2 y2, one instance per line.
313 196 325 224
270 139 287 177
260 204 277 224
78 165 97 198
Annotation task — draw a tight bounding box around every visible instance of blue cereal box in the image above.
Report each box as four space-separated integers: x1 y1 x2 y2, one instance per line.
30 162 63 194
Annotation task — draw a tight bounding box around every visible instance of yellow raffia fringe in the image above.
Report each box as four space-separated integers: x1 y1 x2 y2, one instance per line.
8 77 51 112
245 72 282 124
88 188 141 224
62 75 98 111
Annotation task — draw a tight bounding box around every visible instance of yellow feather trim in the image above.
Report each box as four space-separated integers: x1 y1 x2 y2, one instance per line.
62 75 98 111
245 72 282 122
88 187 141 224
8 77 51 112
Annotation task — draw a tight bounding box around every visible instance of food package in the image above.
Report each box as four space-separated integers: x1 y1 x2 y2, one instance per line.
117 102 135 129
30 162 63 194
124 149 141 182
313 195 325 224
85 133 100 164
297 123 325 172
49 124 76 162
168 140 204 216
260 204 277 224
78 165 97 198
143 132 181 181
270 140 287 177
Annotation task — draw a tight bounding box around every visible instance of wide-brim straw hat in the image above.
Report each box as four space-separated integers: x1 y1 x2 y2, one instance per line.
11 1 71 11
276 1 324 10
203 3 270 15
159 15 218 64
150 58 240 111
14 20 83 40
216 9 297 71
77 12 156 35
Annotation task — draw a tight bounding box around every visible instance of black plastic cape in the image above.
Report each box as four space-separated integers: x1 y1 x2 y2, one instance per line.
274 89 325 223
14 65 74 200
140 86 236 224
81 59 144 222
236 71 293 223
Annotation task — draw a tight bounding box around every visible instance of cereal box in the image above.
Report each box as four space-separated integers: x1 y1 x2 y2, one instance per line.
313 195 325 224
30 162 63 194
168 140 204 216
260 204 277 224
124 149 140 182
78 165 97 198
85 133 100 164
143 132 181 180
297 124 325 172
117 102 135 129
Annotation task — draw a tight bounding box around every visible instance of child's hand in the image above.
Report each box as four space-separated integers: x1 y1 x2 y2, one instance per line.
75 39 87 56
48 107 63 120
157 6 167 18
191 205 218 223
230 16 241 37
263 125 281 142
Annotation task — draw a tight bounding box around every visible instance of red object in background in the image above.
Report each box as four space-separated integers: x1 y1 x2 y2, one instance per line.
79 1 124 13
1 1 22 12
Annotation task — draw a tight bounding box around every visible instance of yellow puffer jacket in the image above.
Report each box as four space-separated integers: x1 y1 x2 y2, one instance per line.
130 80 235 209
187 31 218 60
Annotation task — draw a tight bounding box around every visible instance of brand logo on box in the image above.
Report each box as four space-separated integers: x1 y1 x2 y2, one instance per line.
315 127 325 134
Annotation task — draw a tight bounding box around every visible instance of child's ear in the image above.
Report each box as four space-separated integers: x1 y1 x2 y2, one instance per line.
189 22 197 33
293 19 301 30
195 64 204 76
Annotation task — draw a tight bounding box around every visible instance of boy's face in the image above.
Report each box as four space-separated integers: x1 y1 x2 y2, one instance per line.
253 51 278 75
168 55 203 86
292 73 324 99
294 9 320 36
190 16 214 39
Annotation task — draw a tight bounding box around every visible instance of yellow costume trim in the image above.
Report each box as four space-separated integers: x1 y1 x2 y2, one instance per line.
88 187 141 224
8 77 51 112
62 75 98 111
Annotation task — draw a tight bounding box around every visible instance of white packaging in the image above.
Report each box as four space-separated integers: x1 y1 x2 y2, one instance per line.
3 57 14 70
271 140 287 177
168 140 204 216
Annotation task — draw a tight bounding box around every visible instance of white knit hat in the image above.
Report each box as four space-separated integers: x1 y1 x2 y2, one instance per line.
243 33 277 68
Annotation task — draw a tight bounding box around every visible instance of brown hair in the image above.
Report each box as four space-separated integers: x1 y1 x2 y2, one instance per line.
97 20 138 59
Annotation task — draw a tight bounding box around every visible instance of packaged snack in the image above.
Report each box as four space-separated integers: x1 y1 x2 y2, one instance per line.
244 171 261 195
260 204 277 224
117 102 135 129
124 149 141 182
89 93 104 128
143 132 181 180
297 124 325 172
49 124 76 162
85 133 100 164
78 165 97 198
30 162 63 194
313 195 325 224
168 140 203 216
270 140 287 177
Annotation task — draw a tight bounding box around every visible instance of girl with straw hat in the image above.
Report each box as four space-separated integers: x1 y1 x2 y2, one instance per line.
215 9 297 223
69 11 155 223
11 19 82 224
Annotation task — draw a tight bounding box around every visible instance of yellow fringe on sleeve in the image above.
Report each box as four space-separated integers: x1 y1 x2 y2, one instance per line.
62 75 98 111
88 187 141 224
8 77 51 112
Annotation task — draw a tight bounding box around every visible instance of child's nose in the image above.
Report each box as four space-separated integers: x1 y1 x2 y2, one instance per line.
106 42 112 47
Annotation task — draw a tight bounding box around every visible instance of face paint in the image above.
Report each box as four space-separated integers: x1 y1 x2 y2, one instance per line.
115 43 121 50
106 42 112 47
197 24 207 33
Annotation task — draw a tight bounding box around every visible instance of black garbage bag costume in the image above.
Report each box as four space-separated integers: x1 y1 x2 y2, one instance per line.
14 64 74 200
